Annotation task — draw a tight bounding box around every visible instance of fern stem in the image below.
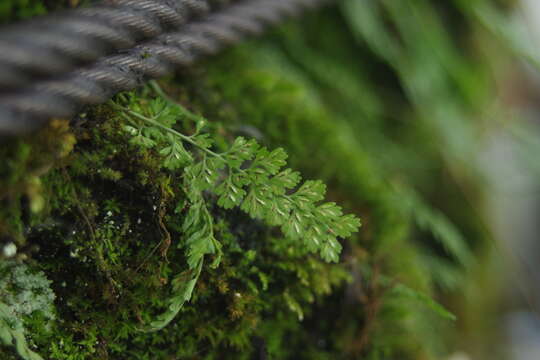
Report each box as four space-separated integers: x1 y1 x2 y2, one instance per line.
111 102 223 159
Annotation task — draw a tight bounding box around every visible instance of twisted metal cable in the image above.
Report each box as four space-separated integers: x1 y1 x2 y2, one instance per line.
0 0 238 91
0 0 328 136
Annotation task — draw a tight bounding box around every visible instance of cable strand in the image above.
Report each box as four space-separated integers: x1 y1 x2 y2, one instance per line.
0 0 330 136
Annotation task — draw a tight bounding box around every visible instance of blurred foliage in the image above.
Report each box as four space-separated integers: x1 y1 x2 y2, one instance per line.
0 0 535 359
0 261 55 360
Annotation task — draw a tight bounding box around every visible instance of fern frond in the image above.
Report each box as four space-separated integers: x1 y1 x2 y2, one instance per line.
115 89 361 331
399 189 473 267
390 283 456 321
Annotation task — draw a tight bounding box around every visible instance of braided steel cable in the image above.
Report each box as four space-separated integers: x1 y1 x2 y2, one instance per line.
0 0 236 91
0 0 329 136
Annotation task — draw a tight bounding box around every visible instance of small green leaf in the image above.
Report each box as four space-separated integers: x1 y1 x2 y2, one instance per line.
255 147 288 175
144 260 203 332
282 211 305 239
192 133 214 150
216 181 247 209
270 169 302 193
333 214 362 238
316 202 343 219
265 197 292 226
292 180 326 206
320 239 342 263
240 186 267 219
227 137 258 168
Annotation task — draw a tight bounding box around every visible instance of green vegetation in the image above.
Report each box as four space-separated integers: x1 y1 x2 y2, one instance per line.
0 261 55 360
0 0 531 359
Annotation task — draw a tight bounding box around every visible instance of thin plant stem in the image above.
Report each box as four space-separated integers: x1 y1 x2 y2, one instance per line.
110 102 223 159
